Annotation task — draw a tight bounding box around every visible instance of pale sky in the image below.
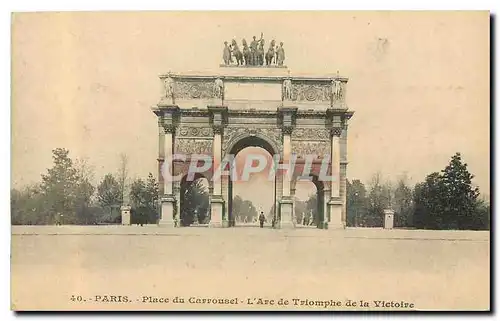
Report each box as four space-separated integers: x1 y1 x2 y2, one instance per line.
11 11 490 210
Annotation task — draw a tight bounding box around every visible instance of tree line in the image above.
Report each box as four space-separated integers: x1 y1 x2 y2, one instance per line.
11 148 159 225
345 153 489 230
11 149 490 230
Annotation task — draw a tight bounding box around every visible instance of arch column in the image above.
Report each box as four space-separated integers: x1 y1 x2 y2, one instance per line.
327 113 344 229
278 107 297 229
290 182 296 226
208 106 228 228
154 105 179 227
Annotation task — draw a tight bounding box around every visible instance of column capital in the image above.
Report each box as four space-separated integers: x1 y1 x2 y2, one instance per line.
330 127 342 137
326 109 354 126
278 107 298 135
213 126 224 135
282 126 293 135
153 105 181 132
208 106 228 133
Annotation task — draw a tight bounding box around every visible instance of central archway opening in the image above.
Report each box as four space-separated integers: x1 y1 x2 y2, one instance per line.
226 135 279 228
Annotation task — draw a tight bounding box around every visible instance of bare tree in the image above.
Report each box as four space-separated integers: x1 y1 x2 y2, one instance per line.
74 157 95 183
117 153 129 206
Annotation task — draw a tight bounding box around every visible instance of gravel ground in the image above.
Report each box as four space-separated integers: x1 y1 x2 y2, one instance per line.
11 226 490 311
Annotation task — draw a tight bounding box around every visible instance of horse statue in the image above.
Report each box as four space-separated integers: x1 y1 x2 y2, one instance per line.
242 39 251 66
231 39 244 66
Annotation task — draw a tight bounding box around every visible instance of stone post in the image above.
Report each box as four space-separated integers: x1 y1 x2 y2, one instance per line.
384 209 395 229
208 106 227 228
327 114 344 229
121 206 131 225
174 180 181 227
154 106 179 227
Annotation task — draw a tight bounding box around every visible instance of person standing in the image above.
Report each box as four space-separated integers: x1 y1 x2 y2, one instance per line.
259 211 266 228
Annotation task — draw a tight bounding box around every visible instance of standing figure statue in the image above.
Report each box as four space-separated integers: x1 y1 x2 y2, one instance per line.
231 39 244 66
213 78 224 100
163 76 174 101
265 39 276 65
282 78 292 101
257 42 265 66
332 78 343 102
276 42 285 66
249 32 263 66
242 39 250 66
222 41 231 65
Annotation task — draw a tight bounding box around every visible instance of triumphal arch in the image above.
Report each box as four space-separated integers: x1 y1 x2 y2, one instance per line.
152 40 353 229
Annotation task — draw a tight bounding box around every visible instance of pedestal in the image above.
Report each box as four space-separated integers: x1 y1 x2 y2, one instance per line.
158 196 176 227
209 196 225 228
121 206 131 225
279 197 295 229
328 199 344 229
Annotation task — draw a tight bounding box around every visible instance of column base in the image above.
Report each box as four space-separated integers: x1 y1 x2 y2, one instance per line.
158 196 176 227
328 198 345 229
209 196 225 228
278 197 295 229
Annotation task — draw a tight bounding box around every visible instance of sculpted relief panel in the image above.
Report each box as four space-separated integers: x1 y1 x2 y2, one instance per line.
291 83 331 102
292 128 330 141
176 126 213 138
175 139 213 155
174 80 216 100
292 141 331 159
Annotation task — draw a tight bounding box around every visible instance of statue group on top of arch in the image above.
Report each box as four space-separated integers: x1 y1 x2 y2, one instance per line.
222 32 285 67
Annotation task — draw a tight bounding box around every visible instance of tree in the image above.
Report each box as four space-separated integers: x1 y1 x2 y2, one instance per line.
366 172 389 227
413 153 481 230
97 174 122 222
144 173 160 223
472 199 490 230
346 179 369 227
181 178 208 226
240 199 258 222
413 172 443 229
74 178 96 225
130 178 147 225
232 195 244 221
393 175 414 228
117 153 129 206
294 198 307 224
129 173 159 225
441 153 480 229
40 148 80 224
74 158 96 224
11 184 48 225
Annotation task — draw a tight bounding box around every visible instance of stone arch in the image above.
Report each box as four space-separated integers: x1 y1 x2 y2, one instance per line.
224 133 281 227
224 131 281 158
